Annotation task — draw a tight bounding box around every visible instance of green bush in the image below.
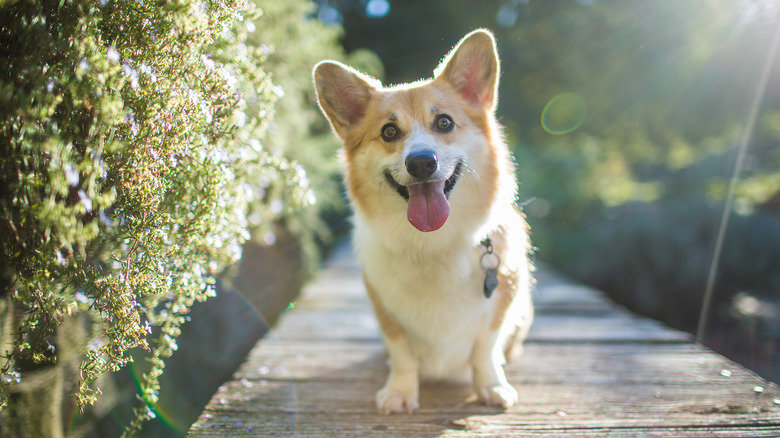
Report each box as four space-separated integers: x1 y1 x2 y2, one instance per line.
114 2 384 435
247 0 382 268
0 0 309 433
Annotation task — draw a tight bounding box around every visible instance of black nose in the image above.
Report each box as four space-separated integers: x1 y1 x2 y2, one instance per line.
405 151 438 179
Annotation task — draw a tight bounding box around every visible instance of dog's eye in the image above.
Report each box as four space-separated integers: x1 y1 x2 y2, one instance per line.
381 123 399 141
435 114 454 132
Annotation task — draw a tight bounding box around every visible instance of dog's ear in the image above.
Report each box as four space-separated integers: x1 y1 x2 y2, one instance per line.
313 61 379 139
434 29 499 110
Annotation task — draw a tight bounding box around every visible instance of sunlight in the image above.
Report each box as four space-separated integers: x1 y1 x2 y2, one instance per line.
366 0 390 18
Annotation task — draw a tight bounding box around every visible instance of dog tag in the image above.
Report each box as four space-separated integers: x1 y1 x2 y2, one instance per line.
484 267 498 298
480 238 500 299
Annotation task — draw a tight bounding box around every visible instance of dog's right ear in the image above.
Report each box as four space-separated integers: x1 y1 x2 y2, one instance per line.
313 61 379 140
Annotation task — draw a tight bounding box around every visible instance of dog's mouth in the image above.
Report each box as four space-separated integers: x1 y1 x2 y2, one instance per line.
384 161 462 232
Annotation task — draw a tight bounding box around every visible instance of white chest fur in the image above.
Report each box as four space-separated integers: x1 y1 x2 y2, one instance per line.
355 220 499 381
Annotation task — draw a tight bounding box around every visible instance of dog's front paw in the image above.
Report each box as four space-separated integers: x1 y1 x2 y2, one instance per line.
477 383 518 408
376 387 419 415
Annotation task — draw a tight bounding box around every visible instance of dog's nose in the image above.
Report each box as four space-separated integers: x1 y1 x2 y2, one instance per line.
405 151 438 179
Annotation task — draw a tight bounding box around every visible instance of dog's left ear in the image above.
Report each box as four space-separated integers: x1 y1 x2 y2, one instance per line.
434 29 499 110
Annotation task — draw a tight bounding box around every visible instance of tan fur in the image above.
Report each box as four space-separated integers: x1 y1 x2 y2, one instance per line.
314 29 533 415
363 274 404 340
489 225 519 331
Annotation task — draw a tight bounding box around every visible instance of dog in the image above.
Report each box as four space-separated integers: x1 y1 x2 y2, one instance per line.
313 29 533 415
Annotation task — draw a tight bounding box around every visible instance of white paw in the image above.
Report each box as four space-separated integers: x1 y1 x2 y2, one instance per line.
477 383 518 408
376 387 419 415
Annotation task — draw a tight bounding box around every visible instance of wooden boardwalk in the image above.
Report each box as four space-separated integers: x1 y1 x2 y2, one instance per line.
187 241 780 437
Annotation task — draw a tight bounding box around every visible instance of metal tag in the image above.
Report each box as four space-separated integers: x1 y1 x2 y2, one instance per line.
484 267 498 298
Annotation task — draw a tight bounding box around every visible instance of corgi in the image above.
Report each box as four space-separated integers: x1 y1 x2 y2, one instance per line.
313 29 533 415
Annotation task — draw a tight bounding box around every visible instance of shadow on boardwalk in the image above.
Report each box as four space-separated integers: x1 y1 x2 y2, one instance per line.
188 240 780 437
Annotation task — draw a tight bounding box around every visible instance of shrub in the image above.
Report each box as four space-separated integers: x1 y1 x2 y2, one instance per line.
247 0 383 267
115 2 385 435
0 0 306 434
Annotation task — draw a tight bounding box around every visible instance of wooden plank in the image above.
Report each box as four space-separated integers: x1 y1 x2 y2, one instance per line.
204 373 780 418
187 241 780 437
189 387 780 437
271 310 690 343
532 268 614 308
189 419 780 438
528 313 691 343
233 342 769 386
198 342 780 419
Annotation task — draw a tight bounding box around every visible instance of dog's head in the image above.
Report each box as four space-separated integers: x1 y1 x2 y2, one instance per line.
314 30 502 233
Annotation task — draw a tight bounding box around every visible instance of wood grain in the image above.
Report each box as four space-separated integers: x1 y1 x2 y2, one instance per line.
188 241 780 437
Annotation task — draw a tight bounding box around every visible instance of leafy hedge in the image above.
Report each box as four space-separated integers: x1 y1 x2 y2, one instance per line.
0 0 310 433
244 0 382 272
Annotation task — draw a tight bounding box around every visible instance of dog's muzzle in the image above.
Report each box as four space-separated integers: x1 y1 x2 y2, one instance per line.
384 155 462 201
383 152 462 232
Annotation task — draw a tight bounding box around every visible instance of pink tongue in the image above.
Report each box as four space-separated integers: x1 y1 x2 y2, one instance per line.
406 180 450 232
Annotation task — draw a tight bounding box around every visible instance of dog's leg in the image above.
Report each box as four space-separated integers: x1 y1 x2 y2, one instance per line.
503 313 532 362
470 329 518 408
469 261 521 408
375 336 420 415
364 276 420 414
503 326 526 362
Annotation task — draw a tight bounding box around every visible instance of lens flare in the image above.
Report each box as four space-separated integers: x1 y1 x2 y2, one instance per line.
541 92 587 135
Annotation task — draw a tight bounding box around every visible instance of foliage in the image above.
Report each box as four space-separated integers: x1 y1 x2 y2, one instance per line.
0 0 309 433
247 0 383 269
120 2 384 435
499 1 780 335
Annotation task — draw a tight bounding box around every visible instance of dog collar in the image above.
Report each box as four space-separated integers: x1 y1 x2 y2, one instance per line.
480 238 500 298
